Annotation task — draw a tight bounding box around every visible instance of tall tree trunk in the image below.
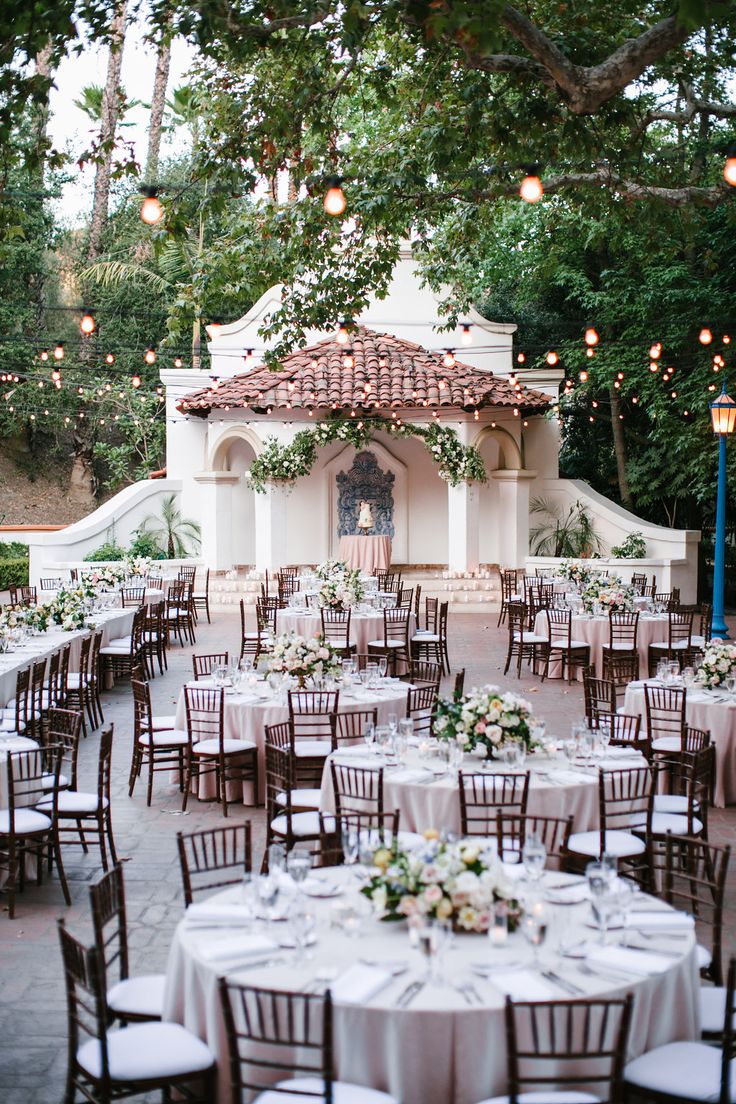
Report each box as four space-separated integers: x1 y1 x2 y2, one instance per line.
27 42 54 326
144 26 171 181
609 385 633 508
87 0 128 262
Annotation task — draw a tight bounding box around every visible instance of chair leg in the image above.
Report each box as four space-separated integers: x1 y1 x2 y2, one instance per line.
146 752 155 807
52 832 71 905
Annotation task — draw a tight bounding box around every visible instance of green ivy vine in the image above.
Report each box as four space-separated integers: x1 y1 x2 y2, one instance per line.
246 416 487 493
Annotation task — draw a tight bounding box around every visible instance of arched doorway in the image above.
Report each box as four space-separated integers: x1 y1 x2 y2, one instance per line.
474 426 523 565
209 433 258 566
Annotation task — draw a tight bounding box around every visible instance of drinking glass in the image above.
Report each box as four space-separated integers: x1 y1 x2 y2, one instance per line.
398 718 413 745
256 873 280 921
375 725 391 756
521 900 548 963
377 656 388 679
418 919 451 982
363 721 376 753
268 842 286 874
387 713 398 737
342 826 360 870
287 850 312 888
448 740 464 776
341 658 353 682
522 833 547 882
668 660 680 683
726 675 736 696
682 666 696 689
489 902 509 947
366 662 380 689
586 860 617 944
289 904 316 964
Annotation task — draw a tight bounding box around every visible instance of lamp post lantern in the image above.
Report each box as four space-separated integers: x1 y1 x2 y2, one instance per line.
710 381 736 638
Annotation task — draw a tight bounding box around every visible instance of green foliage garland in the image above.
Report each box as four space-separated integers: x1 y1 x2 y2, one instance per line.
245 417 486 493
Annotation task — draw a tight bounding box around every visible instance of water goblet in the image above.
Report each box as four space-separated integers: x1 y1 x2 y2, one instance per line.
375 725 391 757
256 873 280 922
287 849 313 890
268 842 286 874
341 826 360 871
522 833 547 882
521 900 548 964
417 918 451 983
363 721 376 754
387 713 398 738
239 656 253 676
289 903 316 964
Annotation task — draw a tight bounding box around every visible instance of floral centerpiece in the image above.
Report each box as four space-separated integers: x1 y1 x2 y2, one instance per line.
362 834 523 933
0 604 50 634
581 574 634 614
558 559 594 589
47 586 93 631
697 641 736 690
124 555 152 579
86 563 127 589
314 559 364 609
432 684 541 759
267 633 342 686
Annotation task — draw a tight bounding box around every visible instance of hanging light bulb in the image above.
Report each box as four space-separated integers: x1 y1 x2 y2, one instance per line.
586 347 595 358
40 350 49 361
460 323 472 346
323 176 346 216
53 341 65 361
649 362 659 372
140 187 164 224
546 351 558 366
336 321 350 345
699 328 713 345
723 335 730 345
516 352 525 364
131 374 141 388
244 349 255 370
79 311 95 335
343 348 355 369
724 153 736 187
584 327 599 346
51 368 61 382
649 343 661 359
105 353 115 365
205 320 222 340
579 370 589 382
519 173 543 203
442 349 456 369
509 372 517 387
144 347 156 365
174 357 183 368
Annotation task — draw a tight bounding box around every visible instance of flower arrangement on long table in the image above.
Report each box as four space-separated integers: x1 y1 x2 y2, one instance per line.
362 835 523 933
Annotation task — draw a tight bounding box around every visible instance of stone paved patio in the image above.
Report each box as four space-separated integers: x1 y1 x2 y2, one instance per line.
1 608 734 1102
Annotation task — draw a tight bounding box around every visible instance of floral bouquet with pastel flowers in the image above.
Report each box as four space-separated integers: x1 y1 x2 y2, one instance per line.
432 684 540 759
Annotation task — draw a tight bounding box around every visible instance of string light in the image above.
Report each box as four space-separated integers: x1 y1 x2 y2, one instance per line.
723 335 730 345
131 374 141 388
174 357 183 368
105 353 115 365
516 353 525 364
586 348 595 358
205 320 222 339
323 176 346 216
649 343 661 359
54 341 65 361
460 323 472 346
649 362 659 372
724 153 736 187
343 348 355 369
519 173 543 203
584 327 599 346
699 328 713 345
546 351 558 366
140 187 163 224
579 370 588 382
51 368 61 382
39 350 49 361
79 311 95 335
144 347 156 365
244 349 255 370
442 349 456 368
336 321 350 345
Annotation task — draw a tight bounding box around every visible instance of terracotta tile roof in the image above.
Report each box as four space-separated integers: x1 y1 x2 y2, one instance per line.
178 326 551 416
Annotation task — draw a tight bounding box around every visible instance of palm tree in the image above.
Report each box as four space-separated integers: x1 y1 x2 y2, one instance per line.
87 0 129 263
140 494 201 558
529 498 603 558
144 18 172 181
164 84 202 151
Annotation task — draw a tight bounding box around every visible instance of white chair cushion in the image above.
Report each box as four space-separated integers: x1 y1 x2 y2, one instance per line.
192 738 256 756
38 790 107 815
606 642 637 651
107 973 166 1019
367 639 405 649
141 632 161 643
651 736 681 753
567 830 645 858
513 633 548 644
257 1077 398 1104
0 808 52 835
650 640 688 650
691 635 705 647
649 811 702 835
139 729 189 747
653 794 690 814
99 646 132 656
76 1021 214 1081
275 788 322 809
108 637 132 648
411 633 440 643
699 985 733 1034
166 609 188 618
477 1094 600 1104
549 639 590 650
293 740 333 758
624 1040 730 1100
270 811 335 838
0 718 26 732
66 673 90 688
152 715 176 731
244 631 271 640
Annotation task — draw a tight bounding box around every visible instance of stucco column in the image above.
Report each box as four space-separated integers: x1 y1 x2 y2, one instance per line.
254 482 289 572
193 471 240 570
447 481 480 573
491 469 537 568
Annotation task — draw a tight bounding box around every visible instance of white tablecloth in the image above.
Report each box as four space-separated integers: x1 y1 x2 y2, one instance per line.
533 612 669 680
623 680 736 806
338 535 391 573
174 680 412 804
320 747 647 835
276 610 415 655
0 608 135 706
163 867 699 1104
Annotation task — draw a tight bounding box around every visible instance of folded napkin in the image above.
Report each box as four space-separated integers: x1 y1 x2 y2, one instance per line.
186 902 253 927
490 968 556 1000
198 933 278 963
628 910 694 932
545 883 590 906
586 945 672 977
329 963 392 1004
302 877 343 899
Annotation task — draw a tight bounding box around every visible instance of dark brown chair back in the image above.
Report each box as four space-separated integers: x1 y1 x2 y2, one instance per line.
177 824 253 907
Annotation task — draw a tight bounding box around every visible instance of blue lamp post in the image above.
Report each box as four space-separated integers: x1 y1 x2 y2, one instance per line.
709 382 736 638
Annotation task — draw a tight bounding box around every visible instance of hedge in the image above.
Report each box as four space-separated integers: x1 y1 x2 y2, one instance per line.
0 558 29 591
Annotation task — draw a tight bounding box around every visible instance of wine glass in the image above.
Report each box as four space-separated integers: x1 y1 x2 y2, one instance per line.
363 721 376 754
387 713 398 738
417 918 451 982
398 717 413 747
522 833 547 882
521 900 548 964
289 903 316 965
268 842 286 874
375 725 391 757
256 873 280 922
342 826 360 871
377 656 388 679
586 860 617 944
287 849 312 890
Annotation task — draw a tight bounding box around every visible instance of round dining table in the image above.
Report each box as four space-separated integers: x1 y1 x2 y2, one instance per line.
623 679 736 806
319 745 647 835
163 864 700 1104
276 609 415 656
174 678 412 804
533 611 669 680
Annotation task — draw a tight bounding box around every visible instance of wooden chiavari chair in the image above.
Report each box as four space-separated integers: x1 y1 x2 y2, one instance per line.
182 685 259 817
176 823 252 906
458 771 530 837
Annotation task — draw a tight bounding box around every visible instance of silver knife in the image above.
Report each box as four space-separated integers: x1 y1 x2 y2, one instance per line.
542 969 584 996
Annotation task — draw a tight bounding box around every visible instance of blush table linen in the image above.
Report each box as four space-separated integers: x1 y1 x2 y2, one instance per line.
174 680 412 804
276 610 415 655
163 867 700 1104
319 747 647 835
337 535 392 573
623 679 736 806
533 611 670 680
